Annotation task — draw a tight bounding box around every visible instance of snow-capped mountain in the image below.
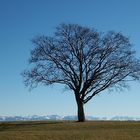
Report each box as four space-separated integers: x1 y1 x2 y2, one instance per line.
0 115 140 121
0 115 62 121
111 116 140 121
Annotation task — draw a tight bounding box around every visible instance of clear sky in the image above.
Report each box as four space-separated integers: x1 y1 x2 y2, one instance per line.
0 0 140 118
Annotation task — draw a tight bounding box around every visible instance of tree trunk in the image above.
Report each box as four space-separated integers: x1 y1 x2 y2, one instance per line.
75 94 85 122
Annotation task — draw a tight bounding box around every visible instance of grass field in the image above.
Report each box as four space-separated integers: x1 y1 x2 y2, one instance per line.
0 121 140 140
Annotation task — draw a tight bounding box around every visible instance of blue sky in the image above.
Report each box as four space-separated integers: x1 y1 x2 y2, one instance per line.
0 0 140 117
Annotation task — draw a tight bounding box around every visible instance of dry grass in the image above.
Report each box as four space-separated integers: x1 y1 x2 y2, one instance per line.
0 121 140 140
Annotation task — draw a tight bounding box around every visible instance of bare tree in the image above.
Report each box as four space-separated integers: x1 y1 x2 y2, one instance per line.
22 23 140 122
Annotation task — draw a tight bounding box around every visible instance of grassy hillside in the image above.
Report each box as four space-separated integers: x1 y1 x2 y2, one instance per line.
0 121 140 140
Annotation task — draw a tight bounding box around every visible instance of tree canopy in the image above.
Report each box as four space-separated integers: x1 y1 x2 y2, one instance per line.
22 23 140 121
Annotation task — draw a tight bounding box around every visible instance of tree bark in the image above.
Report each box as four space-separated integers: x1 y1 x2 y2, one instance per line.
75 94 85 122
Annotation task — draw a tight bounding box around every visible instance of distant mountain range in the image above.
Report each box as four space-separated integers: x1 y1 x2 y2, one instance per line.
0 115 140 121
